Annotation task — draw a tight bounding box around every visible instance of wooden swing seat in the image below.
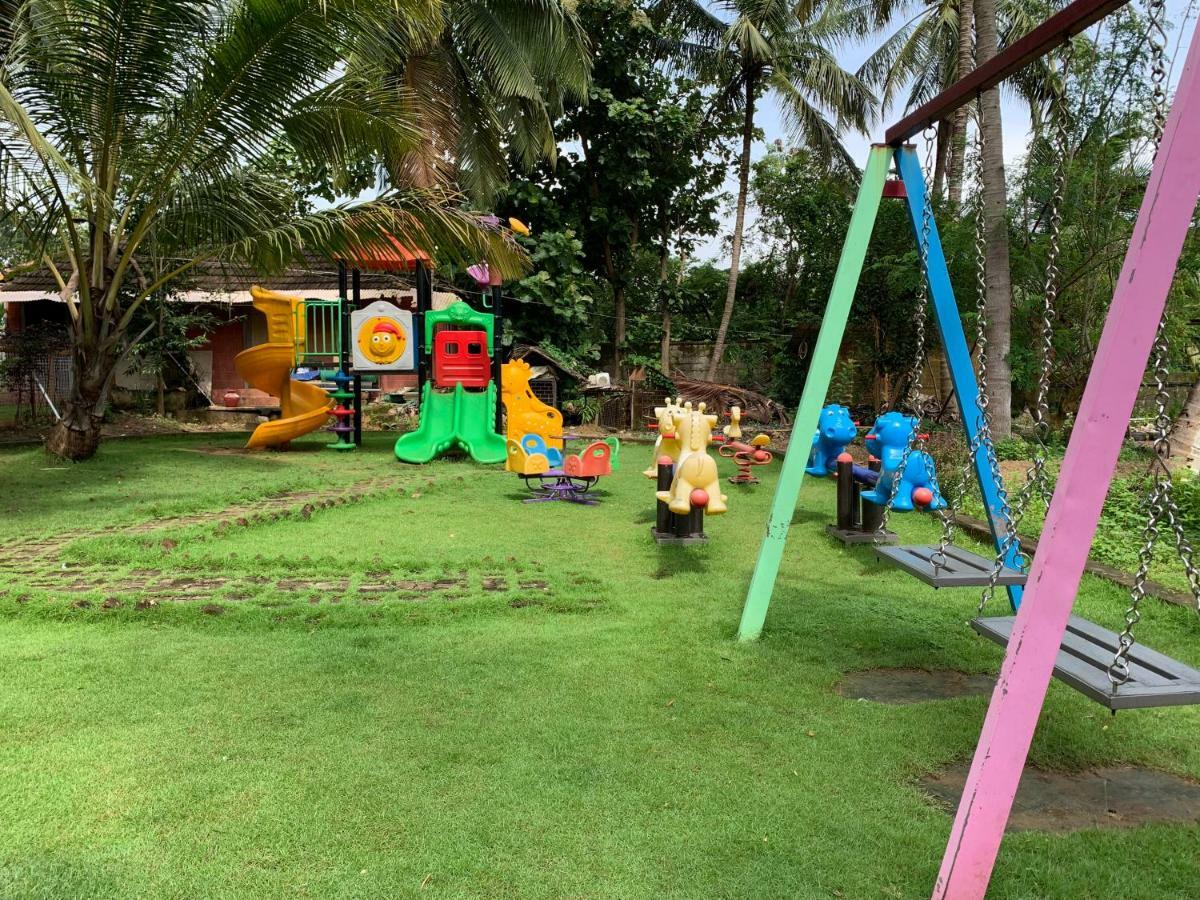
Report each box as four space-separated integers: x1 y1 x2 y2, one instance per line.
972 614 1200 711
874 543 1027 588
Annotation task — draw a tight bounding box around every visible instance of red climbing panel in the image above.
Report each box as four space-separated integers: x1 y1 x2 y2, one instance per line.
433 329 492 388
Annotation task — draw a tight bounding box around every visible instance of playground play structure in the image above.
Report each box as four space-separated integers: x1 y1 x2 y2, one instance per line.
808 403 944 544
234 238 429 451
234 222 529 460
501 356 622 504
717 406 774 485
393 299 508 464
736 0 1200 895
510 436 620 505
233 287 335 449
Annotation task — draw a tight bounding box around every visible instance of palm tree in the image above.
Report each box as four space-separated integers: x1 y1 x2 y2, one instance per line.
0 0 527 461
855 0 1068 436
853 0 970 200
973 0 1015 437
690 0 873 380
376 0 591 201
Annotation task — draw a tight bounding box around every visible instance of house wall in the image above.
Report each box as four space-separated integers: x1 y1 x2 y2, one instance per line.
3 302 23 331
203 317 249 393
378 373 417 393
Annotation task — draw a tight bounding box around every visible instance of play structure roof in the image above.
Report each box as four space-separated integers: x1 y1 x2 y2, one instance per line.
339 234 432 272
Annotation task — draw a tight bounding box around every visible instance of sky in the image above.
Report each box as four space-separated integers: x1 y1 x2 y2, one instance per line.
694 0 1199 261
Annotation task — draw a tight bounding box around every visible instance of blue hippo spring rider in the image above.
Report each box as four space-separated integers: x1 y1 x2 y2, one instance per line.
806 403 858 477
860 412 947 512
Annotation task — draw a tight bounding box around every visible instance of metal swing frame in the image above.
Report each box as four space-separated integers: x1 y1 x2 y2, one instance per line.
736 0 1200 893
737 141 1026 641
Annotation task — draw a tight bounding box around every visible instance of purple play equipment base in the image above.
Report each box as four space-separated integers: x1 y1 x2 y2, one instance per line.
520 470 601 505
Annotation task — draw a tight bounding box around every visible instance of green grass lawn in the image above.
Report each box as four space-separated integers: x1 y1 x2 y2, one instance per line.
2 432 1199 898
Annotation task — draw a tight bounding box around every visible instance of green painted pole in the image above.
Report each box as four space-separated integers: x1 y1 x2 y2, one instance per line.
736 145 893 641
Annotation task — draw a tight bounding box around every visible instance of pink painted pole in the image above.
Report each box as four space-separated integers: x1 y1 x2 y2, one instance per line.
932 25 1200 900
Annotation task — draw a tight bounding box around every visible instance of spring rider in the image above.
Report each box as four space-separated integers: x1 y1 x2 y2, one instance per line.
652 402 727 544
716 406 774 484
860 412 947 512
643 397 685 478
807 403 858 476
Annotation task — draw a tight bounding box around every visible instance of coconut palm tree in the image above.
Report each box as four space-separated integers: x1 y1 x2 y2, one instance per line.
854 0 1069 435
972 0 1015 437
852 0 972 200
376 0 592 201
690 0 873 380
0 0 527 461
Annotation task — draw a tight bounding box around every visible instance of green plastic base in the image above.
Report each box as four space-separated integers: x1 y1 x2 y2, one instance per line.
394 382 507 465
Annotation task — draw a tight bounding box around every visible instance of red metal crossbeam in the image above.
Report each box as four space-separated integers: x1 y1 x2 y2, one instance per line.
885 0 1129 145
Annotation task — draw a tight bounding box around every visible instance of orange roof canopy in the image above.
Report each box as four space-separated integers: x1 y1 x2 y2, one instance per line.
340 234 432 272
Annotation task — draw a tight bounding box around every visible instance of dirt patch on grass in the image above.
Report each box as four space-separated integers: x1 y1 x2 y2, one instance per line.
921 765 1200 833
836 669 995 704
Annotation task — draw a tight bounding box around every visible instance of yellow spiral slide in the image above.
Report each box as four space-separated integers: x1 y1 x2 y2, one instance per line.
234 286 333 449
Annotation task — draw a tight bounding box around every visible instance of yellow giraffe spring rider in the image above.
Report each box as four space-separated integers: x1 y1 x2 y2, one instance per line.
651 401 727 544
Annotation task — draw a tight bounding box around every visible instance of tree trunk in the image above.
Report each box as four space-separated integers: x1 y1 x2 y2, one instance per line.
155 303 166 416
1170 376 1200 473
663 245 689 375
657 231 673 376
975 0 1013 438
947 0 975 205
45 341 118 461
933 118 951 201
707 69 756 381
612 281 626 378
600 232 625 378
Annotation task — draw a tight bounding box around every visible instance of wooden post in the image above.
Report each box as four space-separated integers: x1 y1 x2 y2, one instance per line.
836 456 856 530
933 26 1200 898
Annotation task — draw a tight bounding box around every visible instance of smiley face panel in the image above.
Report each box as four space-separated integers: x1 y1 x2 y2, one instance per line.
357 316 407 366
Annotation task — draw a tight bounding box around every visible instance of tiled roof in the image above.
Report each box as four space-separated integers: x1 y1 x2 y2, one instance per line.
1 256 414 298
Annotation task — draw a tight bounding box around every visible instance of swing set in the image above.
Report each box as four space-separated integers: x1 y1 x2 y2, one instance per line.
736 0 1200 893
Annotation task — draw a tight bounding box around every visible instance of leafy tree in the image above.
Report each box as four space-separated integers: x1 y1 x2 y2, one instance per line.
853 0 970 199
742 146 972 406
508 227 602 366
507 0 733 376
376 0 592 200
679 0 873 380
1007 14 1198 430
853 0 1088 435
127 297 220 415
0 0 525 460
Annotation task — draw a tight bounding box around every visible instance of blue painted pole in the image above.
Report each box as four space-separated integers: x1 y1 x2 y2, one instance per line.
895 146 1024 611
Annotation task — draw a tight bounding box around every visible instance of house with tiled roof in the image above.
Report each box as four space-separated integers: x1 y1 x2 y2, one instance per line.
1 256 450 409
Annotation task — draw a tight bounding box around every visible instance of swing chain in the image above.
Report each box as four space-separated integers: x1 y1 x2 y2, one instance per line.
1112 479 1166 686
878 128 937 541
1138 312 1200 605
1148 0 1168 150
1142 0 1200 612
948 113 1007 580
1108 0 1200 685
1029 39 1074 501
968 99 1018 568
